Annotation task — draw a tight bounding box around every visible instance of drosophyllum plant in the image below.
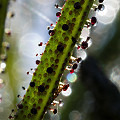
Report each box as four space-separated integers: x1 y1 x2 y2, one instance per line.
0 0 120 120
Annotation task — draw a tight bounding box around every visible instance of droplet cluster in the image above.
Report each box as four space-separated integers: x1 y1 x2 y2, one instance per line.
0 0 12 74
11 0 101 119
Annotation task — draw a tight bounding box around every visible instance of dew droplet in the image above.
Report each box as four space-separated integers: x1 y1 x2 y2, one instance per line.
81 41 88 49
0 67 5 73
30 82 35 87
0 94 2 103
59 99 64 107
70 69 74 74
36 60 40 65
91 17 97 26
38 42 43 46
5 28 11 36
56 11 61 17
49 30 55 36
98 4 105 11
0 79 5 89
55 4 59 8
62 84 69 91
77 45 80 49
18 104 23 109
87 38 92 47
72 63 78 70
53 109 57 114
99 0 104 3
7 11 15 18
2 42 10 50
0 54 7 61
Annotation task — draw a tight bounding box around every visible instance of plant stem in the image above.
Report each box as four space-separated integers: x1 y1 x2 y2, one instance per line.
15 0 95 119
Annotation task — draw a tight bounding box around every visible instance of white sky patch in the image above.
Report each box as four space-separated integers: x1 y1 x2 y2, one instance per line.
18 1 54 24
19 33 44 58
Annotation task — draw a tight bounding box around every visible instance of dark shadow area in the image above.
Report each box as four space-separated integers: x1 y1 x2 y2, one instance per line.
80 56 120 120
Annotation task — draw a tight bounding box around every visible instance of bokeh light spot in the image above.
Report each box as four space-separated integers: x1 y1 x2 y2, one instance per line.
0 62 6 69
67 73 77 83
19 33 44 58
61 87 72 97
77 50 87 60
69 110 81 120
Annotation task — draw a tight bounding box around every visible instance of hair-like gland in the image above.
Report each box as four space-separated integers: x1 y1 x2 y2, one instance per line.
15 0 94 119
0 0 9 53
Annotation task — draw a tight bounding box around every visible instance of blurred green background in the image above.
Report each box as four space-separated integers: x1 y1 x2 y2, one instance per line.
0 0 120 119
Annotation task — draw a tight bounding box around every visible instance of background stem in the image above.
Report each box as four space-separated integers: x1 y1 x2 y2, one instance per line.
0 0 9 53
